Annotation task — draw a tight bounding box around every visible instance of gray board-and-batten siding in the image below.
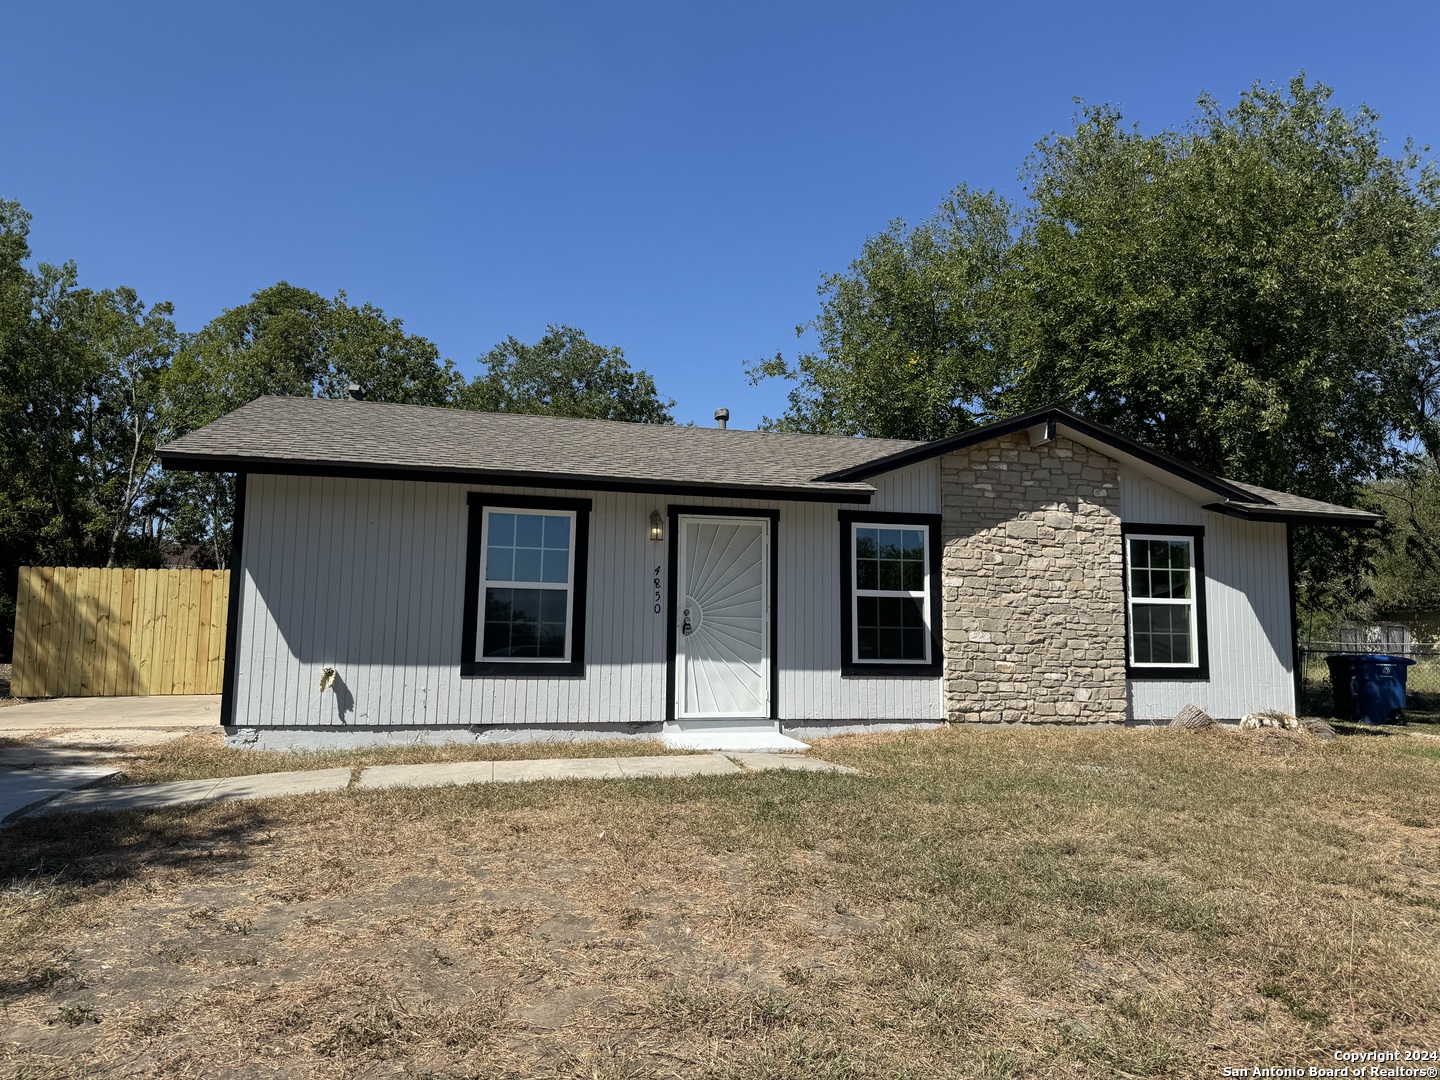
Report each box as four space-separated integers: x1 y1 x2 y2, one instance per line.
230 463 946 738
228 459 1298 742
1119 473 1294 720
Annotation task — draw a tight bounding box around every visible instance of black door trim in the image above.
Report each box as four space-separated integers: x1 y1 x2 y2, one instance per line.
665 506 781 723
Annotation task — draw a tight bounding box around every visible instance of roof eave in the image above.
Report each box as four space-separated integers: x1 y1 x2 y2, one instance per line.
156 451 877 504
1202 502 1381 527
814 406 1253 502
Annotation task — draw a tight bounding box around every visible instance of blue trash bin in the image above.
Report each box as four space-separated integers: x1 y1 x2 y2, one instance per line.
1327 654 1414 725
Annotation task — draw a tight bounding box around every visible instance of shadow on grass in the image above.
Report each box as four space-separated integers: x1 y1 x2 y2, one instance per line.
0 799 309 998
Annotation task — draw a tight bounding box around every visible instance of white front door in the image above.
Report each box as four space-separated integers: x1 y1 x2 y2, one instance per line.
675 515 770 719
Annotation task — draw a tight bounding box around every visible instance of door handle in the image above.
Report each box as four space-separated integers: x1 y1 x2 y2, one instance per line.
681 609 693 636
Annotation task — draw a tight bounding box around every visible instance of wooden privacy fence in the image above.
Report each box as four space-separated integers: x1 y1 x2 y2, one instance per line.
11 567 230 697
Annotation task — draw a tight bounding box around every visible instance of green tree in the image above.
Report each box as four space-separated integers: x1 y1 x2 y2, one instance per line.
747 187 1016 439
1010 80 1439 509
1363 464 1440 617
159 283 462 566
0 200 179 657
755 76 1440 503
459 324 674 423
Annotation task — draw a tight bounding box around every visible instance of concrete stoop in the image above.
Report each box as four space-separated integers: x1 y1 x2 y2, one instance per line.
661 719 810 753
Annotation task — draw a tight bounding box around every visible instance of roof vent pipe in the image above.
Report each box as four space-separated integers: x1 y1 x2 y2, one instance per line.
347 383 365 401
714 407 729 429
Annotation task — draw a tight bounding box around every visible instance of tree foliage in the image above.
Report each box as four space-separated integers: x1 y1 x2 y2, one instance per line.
756 77 1440 489
748 187 1016 439
1362 464 1440 616
458 324 674 423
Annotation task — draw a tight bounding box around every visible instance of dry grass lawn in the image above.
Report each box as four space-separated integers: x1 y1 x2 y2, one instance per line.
2 724 1438 1078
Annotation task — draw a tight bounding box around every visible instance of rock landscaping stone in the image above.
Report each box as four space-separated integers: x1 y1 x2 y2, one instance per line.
1240 710 1300 731
1169 704 1215 731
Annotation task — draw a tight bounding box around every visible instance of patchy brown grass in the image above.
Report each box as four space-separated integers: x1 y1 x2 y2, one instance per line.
1 724 1437 1078
100 732 692 785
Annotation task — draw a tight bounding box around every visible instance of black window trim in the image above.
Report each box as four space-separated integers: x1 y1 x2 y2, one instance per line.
838 510 943 677
461 492 592 677
1121 522 1210 681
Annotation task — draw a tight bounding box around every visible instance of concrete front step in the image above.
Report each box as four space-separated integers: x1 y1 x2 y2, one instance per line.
661 719 810 753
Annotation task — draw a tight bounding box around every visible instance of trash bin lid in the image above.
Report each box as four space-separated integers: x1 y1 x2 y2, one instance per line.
1355 654 1415 667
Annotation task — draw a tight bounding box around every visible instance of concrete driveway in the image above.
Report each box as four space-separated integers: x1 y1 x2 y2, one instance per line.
0 694 220 733
1 695 221 823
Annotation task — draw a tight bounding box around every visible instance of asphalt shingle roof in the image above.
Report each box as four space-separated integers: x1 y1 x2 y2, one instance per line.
157 396 920 499
157 396 1378 522
1221 480 1379 523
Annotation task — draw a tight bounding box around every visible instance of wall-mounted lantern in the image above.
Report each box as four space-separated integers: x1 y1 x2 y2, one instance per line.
649 509 665 542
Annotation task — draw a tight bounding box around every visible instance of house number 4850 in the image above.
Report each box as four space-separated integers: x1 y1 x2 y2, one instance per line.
653 566 662 614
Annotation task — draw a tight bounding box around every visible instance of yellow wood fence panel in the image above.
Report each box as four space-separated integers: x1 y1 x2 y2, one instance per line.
10 567 231 697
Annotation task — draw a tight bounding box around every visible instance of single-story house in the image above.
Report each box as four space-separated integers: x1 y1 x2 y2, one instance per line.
156 396 1378 750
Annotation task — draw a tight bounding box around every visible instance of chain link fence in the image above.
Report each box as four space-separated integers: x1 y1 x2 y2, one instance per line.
1297 640 1440 718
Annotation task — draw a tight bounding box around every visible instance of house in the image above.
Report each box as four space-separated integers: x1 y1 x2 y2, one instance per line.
155 397 1378 750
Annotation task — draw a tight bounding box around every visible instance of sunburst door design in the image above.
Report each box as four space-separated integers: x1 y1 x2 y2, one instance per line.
675 516 769 718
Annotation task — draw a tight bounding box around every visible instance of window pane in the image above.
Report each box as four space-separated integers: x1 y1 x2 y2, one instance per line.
484 587 514 622
543 515 571 550
878 560 902 590
1129 539 1192 599
857 560 878 590
852 523 929 661
1132 603 1192 665
900 560 923 591
855 596 878 627
511 620 537 651
513 548 543 582
539 589 568 622
857 627 878 659
877 597 904 627
482 621 510 656
538 622 567 658
878 627 902 659
541 549 569 583
902 629 926 660
488 513 515 546
482 587 568 660
515 514 545 546
485 546 514 581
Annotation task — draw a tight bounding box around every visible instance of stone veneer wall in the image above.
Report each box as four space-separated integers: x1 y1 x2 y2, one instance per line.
940 433 1128 723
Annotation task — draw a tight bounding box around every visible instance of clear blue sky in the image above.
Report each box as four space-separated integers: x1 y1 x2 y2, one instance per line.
7 1 1438 428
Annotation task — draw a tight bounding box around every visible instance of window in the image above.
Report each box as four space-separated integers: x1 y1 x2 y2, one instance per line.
1122 525 1208 678
838 511 942 676
461 494 591 677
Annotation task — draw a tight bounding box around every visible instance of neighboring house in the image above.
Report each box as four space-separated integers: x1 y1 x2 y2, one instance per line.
156 397 1378 750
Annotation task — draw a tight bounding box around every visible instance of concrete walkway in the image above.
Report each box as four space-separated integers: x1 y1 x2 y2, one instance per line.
1 695 225 820
4 751 858 824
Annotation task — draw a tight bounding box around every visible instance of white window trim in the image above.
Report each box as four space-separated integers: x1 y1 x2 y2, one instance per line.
1124 532 1200 669
850 521 931 666
478 506 578 664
